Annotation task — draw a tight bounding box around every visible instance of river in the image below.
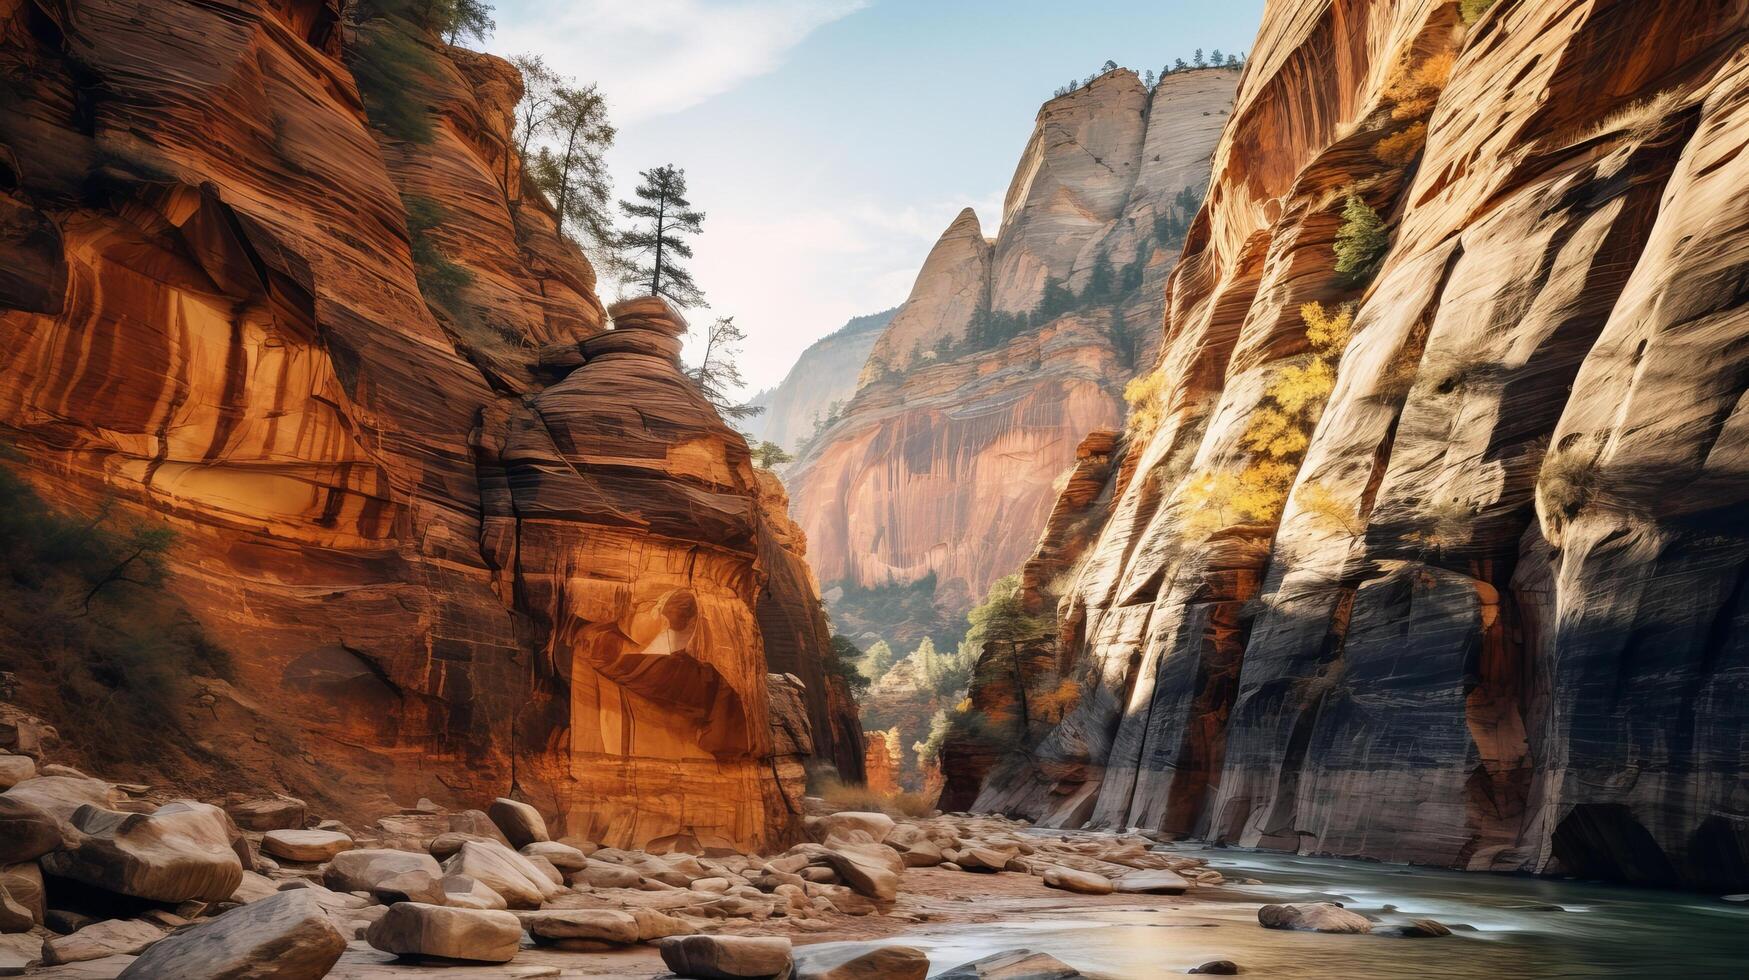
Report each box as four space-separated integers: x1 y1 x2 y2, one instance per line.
880 840 1749 978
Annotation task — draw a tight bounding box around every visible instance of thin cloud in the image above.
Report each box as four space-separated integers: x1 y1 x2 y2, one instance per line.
492 0 869 123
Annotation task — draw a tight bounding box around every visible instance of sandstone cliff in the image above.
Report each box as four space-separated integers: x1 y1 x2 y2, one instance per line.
950 0 1749 891
788 68 1239 621
744 307 894 454
0 0 848 851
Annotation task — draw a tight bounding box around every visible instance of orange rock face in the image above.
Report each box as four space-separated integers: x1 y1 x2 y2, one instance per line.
0 0 842 851
952 0 1749 889
789 69 1239 612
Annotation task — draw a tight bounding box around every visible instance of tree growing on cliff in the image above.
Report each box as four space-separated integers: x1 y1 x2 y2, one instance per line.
511 55 562 168
530 84 618 260
860 640 897 683
430 0 494 45
752 441 792 468
687 316 762 421
618 165 706 307
1334 192 1390 281
964 575 1050 738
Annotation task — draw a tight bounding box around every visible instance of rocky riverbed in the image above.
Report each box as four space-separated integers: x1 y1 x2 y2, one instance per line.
6 701 1747 979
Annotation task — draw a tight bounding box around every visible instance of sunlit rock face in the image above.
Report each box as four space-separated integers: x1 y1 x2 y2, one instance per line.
789 68 1238 612
952 0 1749 890
0 0 834 852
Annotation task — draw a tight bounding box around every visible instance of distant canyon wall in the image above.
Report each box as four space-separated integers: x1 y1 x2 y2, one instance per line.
788 68 1239 615
949 0 1749 891
0 0 857 850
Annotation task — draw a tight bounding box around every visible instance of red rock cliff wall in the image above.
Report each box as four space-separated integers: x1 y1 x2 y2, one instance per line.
0 0 839 851
789 69 1238 612
953 0 1749 891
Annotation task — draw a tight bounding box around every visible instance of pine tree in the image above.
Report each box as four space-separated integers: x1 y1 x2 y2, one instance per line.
1101 59 1118 73
1174 58 1188 72
1194 48 1205 67
530 83 616 259
687 316 762 420
1227 53 1240 68
861 640 896 683
436 0 493 45
1144 69 1156 89
1211 48 1224 65
618 165 706 307
752 441 792 468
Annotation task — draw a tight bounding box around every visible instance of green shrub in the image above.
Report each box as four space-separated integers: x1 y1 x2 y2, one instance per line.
346 2 441 144
1460 0 1498 25
1334 193 1390 281
402 194 472 312
0 456 231 744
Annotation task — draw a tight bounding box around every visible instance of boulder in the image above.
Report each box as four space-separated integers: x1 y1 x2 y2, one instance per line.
371 870 447 906
630 907 697 940
817 846 900 903
442 840 562 908
440 874 508 911
42 800 243 903
519 908 638 945
792 942 929 979
935 949 1085 979
814 812 894 844
0 864 43 928
42 918 167 965
1188 961 1239 975
955 847 1010 872
573 859 645 889
429 832 501 860
321 849 439 894
1378 918 1452 938
525 853 565 887
229 871 280 904
900 839 944 868
222 796 306 833
1257 903 1372 934
0 755 34 791
0 885 30 934
365 902 521 963
116 889 346 979
1111 869 1191 894
0 795 62 863
657 934 793 978
521 840 587 873
261 830 353 863
0 932 39 973
486 797 549 849
1043 867 1113 895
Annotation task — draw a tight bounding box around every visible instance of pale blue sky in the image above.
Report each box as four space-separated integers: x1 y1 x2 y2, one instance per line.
490 0 1266 391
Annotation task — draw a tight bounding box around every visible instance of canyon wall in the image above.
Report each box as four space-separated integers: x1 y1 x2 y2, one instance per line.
745 307 894 454
950 0 1749 891
788 68 1239 619
0 0 851 851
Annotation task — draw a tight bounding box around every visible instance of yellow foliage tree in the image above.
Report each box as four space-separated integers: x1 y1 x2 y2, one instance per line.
1181 303 1354 538
1123 366 1168 443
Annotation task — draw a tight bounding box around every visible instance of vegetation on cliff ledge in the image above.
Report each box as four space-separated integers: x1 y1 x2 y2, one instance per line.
0 453 231 753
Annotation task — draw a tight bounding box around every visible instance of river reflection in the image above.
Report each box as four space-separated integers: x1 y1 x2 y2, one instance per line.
879 842 1749 978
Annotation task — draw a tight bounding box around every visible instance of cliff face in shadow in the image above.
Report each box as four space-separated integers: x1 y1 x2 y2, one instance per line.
949 0 1749 891
787 68 1239 623
0 0 853 851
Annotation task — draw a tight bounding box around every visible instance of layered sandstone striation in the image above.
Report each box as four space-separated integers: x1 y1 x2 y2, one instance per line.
951 0 1749 890
789 68 1238 615
0 0 846 851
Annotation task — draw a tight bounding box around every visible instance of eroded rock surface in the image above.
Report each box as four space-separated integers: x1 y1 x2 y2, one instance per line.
949 0 1749 891
0 0 849 854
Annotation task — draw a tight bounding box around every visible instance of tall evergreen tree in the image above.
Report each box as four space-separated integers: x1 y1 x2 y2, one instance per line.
687 316 762 421
618 165 706 307
530 83 616 258
1194 48 1206 67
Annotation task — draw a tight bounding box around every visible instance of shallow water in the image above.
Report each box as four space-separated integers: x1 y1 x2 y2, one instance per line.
894 843 1749 978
